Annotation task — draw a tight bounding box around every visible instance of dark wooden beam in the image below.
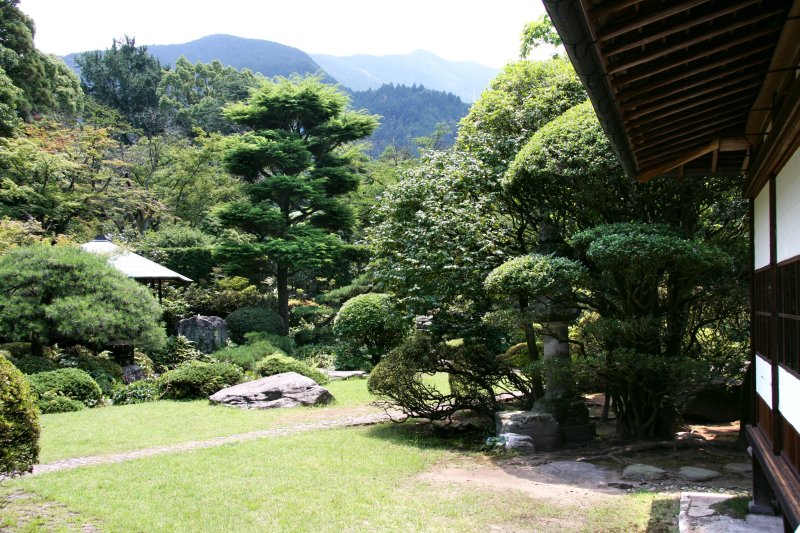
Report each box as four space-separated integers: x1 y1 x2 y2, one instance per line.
618 54 769 101
625 89 755 129
636 139 722 182
588 0 643 20
636 136 750 167
597 0 713 42
630 116 744 150
623 80 761 122
601 0 764 57
606 9 783 75
613 28 779 86
621 67 765 108
630 106 749 143
711 148 720 175
628 99 753 138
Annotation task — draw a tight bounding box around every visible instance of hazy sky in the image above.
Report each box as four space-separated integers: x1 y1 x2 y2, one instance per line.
19 0 550 68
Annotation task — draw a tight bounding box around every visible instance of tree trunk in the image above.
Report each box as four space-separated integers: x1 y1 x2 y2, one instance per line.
276 265 290 335
519 295 544 399
30 336 44 358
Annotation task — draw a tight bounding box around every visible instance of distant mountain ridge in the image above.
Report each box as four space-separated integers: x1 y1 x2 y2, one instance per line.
311 50 498 102
64 34 333 82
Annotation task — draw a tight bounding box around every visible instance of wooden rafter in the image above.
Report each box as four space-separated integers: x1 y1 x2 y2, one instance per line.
625 90 755 129
621 66 766 108
618 54 770 101
601 0 763 56
588 0 644 20
613 28 779 86
630 116 744 149
637 137 750 167
630 105 747 142
623 80 762 122
605 9 783 75
598 0 713 42
628 99 752 137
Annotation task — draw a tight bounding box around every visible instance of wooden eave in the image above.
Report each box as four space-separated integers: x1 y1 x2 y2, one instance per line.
544 0 800 190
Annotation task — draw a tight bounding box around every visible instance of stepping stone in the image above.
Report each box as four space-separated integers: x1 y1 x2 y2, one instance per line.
324 370 367 380
621 463 667 481
723 462 752 477
679 466 722 482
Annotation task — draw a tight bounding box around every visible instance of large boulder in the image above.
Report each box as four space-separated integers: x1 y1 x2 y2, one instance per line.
177 315 228 354
209 372 333 409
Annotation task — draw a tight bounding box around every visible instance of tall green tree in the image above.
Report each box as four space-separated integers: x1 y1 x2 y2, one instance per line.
76 37 163 135
158 57 262 134
216 76 378 328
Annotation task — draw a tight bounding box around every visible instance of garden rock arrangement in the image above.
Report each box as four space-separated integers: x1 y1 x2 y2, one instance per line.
495 411 561 451
679 466 722 482
177 315 228 353
209 372 333 409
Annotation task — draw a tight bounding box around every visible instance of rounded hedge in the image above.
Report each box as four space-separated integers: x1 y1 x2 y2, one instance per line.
27 368 103 407
9 355 58 375
333 293 407 364
255 354 329 385
225 307 285 343
60 352 124 394
159 361 243 400
0 352 40 475
37 394 85 414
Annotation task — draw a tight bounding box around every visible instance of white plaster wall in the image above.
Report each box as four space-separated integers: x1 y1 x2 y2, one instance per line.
754 183 771 270
775 147 800 263
756 354 773 408
778 366 800 433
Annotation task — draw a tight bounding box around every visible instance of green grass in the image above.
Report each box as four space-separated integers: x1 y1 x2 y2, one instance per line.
37 378 377 462
710 495 750 520
10 424 677 532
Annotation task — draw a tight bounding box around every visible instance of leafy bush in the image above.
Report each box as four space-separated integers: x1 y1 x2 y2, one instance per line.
0 245 166 354
37 393 85 414
254 354 329 385
226 307 285 342
244 332 294 354
212 340 285 372
110 378 162 405
497 342 531 368
0 342 34 358
0 352 40 475
58 348 123 394
294 344 339 369
333 293 407 365
160 361 243 400
152 335 211 371
27 368 103 407
9 355 58 374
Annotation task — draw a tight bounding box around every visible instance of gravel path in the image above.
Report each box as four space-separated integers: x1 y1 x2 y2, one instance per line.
28 411 395 476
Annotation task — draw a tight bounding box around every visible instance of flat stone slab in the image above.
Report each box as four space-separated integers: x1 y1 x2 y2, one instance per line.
621 463 667 481
722 463 752 477
680 466 722 482
533 461 617 487
209 372 333 409
678 492 783 533
324 370 367 380
498 433 535 453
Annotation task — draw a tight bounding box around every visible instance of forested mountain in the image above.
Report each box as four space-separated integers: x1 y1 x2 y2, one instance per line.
312 50 498 102
65 35 333 82
350 83 470 156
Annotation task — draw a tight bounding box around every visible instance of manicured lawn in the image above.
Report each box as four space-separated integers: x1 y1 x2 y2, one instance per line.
7 424 677 532
38 379 377 463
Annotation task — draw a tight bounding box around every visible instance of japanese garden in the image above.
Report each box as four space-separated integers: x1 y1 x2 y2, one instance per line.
1 0 798 531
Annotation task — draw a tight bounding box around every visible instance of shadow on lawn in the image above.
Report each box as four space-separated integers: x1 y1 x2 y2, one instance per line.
363 418 492 452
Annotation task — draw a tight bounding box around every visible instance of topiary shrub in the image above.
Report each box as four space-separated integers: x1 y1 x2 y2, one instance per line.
36 393 85 414
0 352 40 475
58 348 124 394
244 332 294 354
10 355 58 375
159 361 243 400
333 293 408 365
254 354 329 385
110 378 162 405
212 340 285 372
225 307 285 343
151 335 211 371
27 368 103 407
0 342 33 358
497 342 532 368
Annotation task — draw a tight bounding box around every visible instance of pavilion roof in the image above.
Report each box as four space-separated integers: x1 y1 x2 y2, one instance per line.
80 237 192 283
